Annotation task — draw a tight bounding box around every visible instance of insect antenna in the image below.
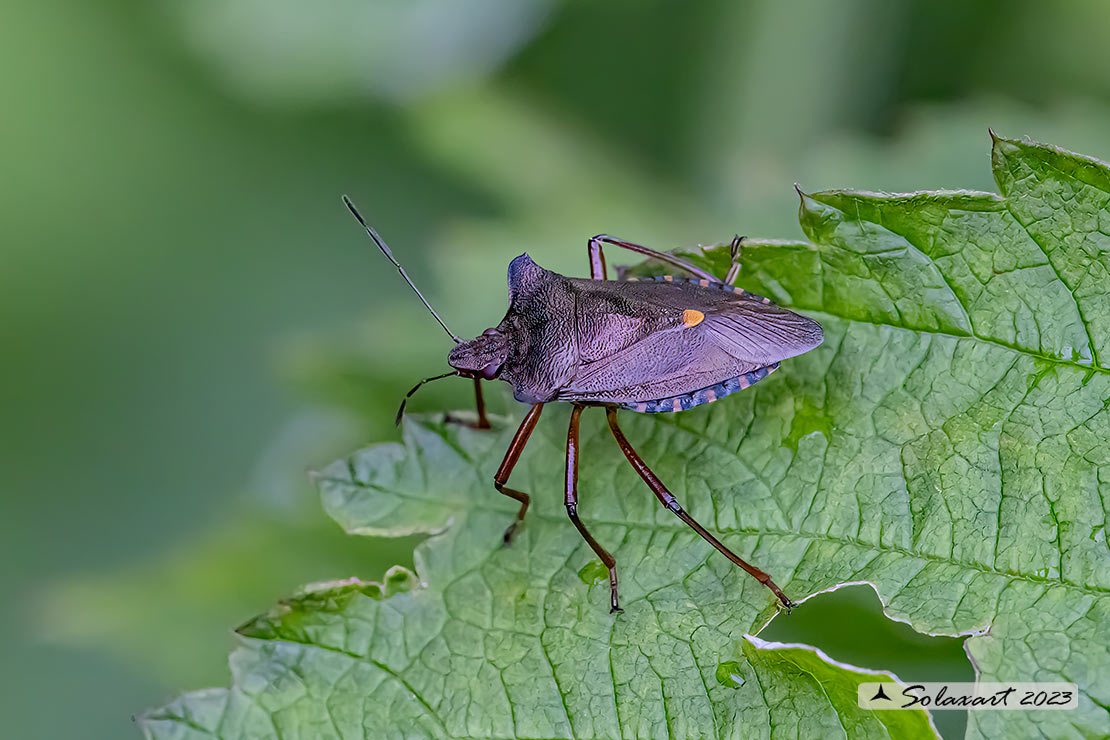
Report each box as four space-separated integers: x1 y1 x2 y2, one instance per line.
395 370 460 426
342 195 462 344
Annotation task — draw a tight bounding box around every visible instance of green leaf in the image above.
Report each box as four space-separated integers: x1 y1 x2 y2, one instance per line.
140 135 1110 739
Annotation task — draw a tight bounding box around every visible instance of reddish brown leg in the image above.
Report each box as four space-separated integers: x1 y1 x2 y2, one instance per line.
473 378 491 429
459 379 490 430
495 402 544 544
445 378 493 430
588 234 718 282
565 405 621 612
605 407 795 608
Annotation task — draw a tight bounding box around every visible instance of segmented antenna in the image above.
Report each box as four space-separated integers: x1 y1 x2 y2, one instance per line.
342 195 462 344
396 371 459 425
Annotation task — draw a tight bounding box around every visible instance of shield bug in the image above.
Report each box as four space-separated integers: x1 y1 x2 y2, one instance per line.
343 197 823 611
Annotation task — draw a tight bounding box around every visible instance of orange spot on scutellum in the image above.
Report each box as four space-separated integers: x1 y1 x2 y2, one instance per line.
683 309 705 327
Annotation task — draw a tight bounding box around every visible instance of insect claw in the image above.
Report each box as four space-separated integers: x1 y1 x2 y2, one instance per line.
609 605 623 615
730 234 745 260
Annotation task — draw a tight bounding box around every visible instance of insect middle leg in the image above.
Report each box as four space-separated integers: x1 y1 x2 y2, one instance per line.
605 406 795 608
494 402 544 544
565 405 621 612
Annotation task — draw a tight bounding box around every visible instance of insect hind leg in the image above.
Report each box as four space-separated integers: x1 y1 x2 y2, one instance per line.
605 406 794 609
587 237 608 280
724 234 745 286
587 234 717 283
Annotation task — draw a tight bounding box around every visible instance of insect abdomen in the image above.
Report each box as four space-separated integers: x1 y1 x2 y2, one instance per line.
620 363 779 413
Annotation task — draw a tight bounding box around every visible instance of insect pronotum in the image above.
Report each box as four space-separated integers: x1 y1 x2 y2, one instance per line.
343 196 823 611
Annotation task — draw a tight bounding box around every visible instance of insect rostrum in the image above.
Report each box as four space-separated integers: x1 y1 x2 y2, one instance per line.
346 199 822 612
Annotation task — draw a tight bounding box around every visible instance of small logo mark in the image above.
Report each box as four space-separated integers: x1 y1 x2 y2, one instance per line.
870 684 892 702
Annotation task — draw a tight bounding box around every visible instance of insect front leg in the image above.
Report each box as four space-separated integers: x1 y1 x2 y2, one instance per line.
472 378 491 428
587 234 717 282
444 378 492 429
494 402 544 544
605 407 795 609
565 405 621 613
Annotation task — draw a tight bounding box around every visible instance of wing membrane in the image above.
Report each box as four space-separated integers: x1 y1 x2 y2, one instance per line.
560 282 822 404
701 299 823 366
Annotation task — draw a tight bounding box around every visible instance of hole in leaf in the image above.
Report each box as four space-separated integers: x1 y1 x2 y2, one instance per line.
762 584 974 740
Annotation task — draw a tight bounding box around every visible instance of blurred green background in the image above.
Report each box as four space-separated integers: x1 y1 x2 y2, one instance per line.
5 1 1110 738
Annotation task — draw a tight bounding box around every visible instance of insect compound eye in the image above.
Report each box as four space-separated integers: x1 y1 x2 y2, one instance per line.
480 361 502 380
482 327 500 336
